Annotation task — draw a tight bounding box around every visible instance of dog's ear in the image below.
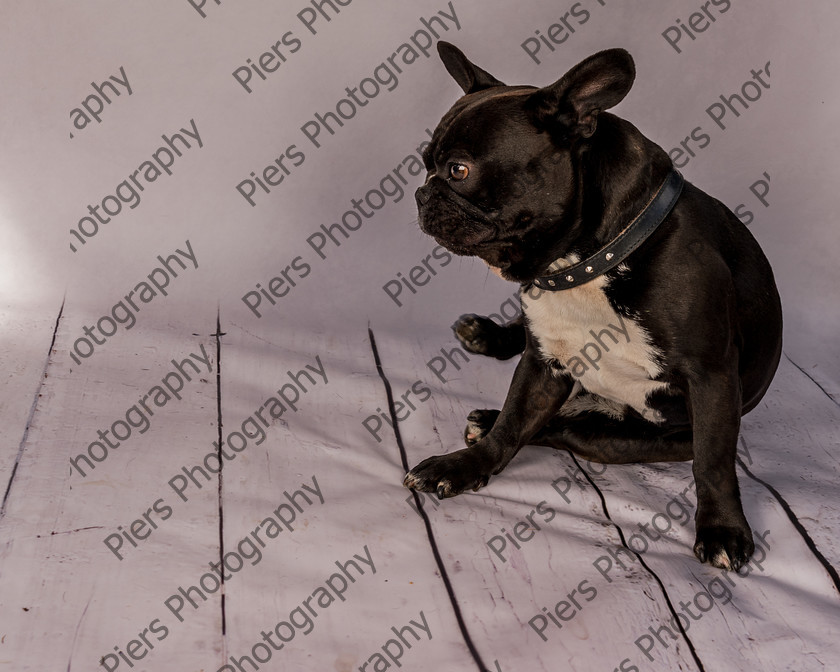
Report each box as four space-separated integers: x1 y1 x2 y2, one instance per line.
437 41 505 94
526 48 635 138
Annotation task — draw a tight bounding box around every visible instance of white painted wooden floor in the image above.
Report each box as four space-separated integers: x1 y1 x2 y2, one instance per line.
1 299 838 672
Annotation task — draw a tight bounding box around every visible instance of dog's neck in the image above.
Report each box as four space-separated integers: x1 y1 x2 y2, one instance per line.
532 167 684 291
522 116 680 290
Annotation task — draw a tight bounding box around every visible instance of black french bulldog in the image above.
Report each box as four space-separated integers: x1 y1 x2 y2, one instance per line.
404 42 783 571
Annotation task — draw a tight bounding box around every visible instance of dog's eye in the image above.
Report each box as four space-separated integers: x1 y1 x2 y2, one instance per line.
448 163 469 181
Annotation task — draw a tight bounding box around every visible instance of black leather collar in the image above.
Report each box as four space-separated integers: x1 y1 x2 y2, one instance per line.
532 169 684 291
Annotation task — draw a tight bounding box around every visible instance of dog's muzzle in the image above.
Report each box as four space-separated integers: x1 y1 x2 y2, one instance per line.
415 184 433 206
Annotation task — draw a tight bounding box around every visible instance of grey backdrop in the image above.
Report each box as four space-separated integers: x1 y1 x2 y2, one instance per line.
1 0 837 392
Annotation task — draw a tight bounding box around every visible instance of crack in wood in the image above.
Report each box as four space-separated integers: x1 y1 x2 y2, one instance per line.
36 526 104 537
214 311 228 644
737 439 840 597
65 595 91 672
784 352 839 408
1 297 66 521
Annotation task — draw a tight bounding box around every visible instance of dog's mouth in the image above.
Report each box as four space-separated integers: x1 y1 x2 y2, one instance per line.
419 218 500 258
426 231 494 256
423 227 524 280
418 211 498 247
416 192 539 283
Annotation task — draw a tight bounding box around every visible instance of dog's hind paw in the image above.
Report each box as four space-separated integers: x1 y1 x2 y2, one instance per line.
464 409 500 446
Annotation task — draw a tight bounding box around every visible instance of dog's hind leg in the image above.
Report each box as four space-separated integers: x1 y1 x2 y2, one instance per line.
463 408 758 571
537 413 694 463
453 313 526 360
464 407 693 463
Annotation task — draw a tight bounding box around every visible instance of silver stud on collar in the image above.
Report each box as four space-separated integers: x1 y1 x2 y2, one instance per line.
585 266 593 273
566 275 574 282
548 279 556 287
605 252 614 261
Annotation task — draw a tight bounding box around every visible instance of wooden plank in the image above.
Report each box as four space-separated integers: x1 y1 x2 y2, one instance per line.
740 355 840 569
575 456 840 671
210 323 481 671
0 300 222 671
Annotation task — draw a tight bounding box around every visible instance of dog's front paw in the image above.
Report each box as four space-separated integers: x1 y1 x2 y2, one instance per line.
453 314 499 354
693 524 755 571
452 314 523 360
404 448 493 498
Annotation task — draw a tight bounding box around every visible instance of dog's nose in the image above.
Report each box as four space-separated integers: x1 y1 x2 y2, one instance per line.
415 184 432 205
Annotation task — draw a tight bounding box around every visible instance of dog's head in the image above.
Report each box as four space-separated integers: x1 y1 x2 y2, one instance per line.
415 42 636 283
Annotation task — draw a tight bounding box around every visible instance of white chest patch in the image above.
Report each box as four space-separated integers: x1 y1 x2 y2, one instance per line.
523 271 668 423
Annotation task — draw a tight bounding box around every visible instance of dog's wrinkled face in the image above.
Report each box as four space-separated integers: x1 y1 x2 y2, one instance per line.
415 43 635 283
417 89 577 280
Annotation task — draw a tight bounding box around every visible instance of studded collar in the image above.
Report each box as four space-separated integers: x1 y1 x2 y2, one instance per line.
532 169 684 291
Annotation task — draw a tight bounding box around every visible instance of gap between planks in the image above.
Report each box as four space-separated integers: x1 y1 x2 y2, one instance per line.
368 325 490 672
1 297 65 521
